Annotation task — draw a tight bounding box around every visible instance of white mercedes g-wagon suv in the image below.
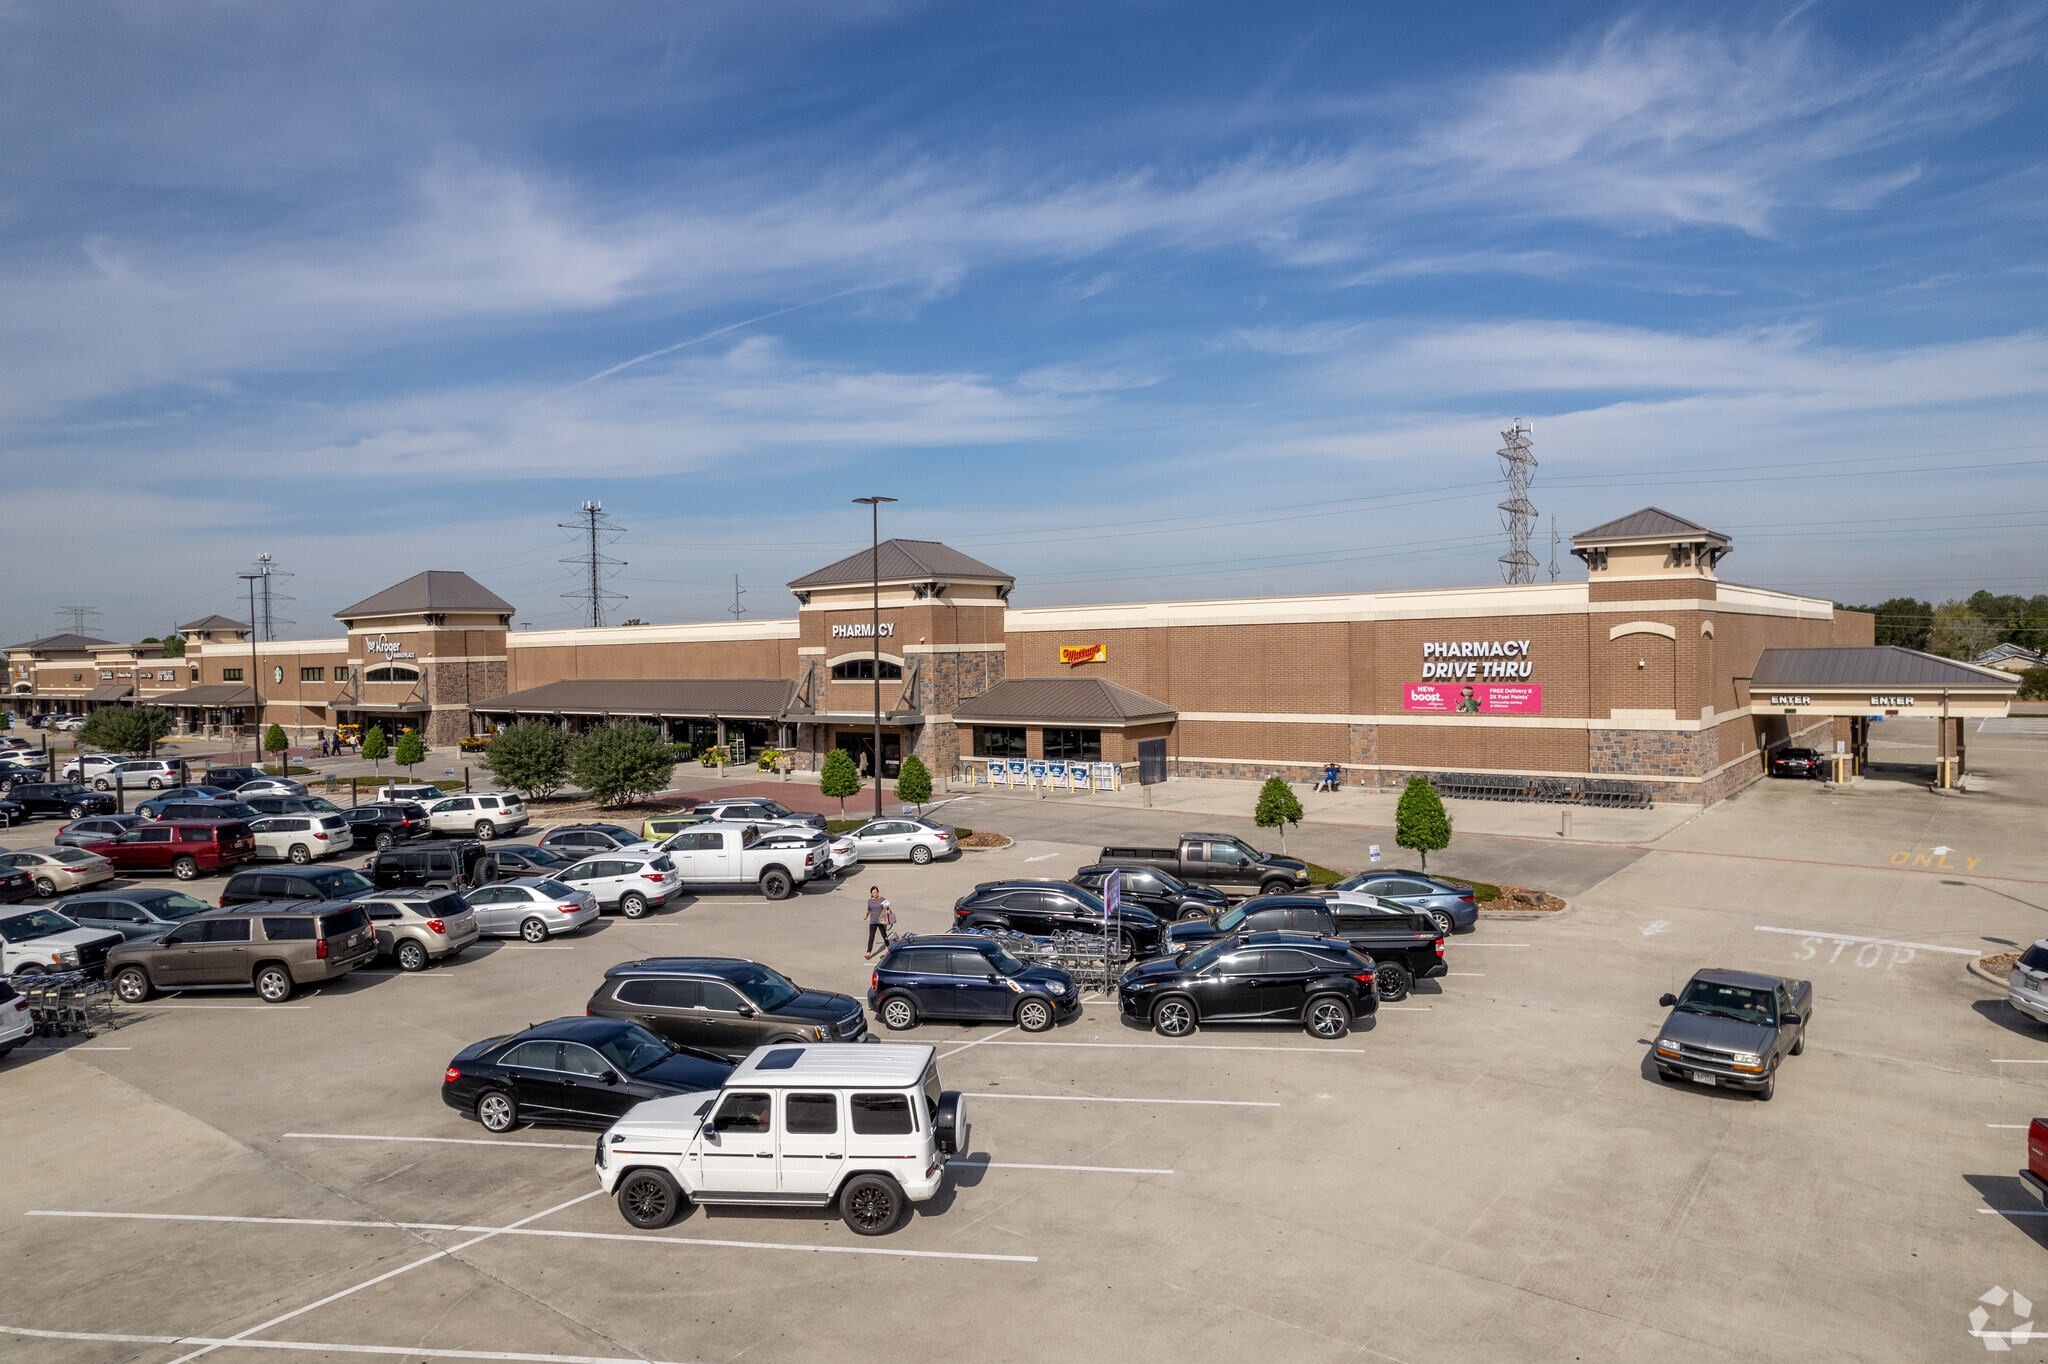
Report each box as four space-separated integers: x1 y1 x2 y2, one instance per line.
596 1041 964 1236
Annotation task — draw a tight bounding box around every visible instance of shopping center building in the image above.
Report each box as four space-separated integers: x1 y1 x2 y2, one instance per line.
6 508 2019 804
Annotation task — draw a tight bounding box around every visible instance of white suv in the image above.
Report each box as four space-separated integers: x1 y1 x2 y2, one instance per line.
0 978 31 1061
247 813 356 863
598 1042 963 1236
424 793 529 840
555 848 681 918
60 754 126 784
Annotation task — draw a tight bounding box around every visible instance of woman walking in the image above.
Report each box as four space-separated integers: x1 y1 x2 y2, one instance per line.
864 887 895 959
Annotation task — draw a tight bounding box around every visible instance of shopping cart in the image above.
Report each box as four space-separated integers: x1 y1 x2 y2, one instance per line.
960 927 1133 993
13 971 116 1038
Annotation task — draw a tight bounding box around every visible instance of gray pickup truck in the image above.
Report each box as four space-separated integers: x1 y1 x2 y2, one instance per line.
1099 833 1311 899
1651 968 1811 1101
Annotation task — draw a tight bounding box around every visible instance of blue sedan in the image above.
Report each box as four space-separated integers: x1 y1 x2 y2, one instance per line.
1324 869 1478 935
135 786 236 819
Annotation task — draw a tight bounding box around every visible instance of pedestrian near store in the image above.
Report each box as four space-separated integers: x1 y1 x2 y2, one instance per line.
863 887 895 958
1318 760 1341 793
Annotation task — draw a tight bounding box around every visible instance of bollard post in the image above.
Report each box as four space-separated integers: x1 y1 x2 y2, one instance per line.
464 766 471 794
351 776 358 808
1561 809 1572 839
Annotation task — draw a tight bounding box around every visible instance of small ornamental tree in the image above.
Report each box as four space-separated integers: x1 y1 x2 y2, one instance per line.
480 720 573 800
263 723 291 774
1253 775 1305 853
78 705 173 757
894 753 932 815
394 727 426 775
360 724 389 778
569 721 675 807
1395 774 1451 872
819 748 862 815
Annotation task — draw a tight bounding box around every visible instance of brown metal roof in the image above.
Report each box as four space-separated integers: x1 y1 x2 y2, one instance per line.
178 615 248 632
788 539 1013 591
84 683 135 701
5 633 118 651
476 678 798 718
1572 507 1722 544
335 571 515 620
151 684 258 708
951 677 1176 726
1749 646 2020 690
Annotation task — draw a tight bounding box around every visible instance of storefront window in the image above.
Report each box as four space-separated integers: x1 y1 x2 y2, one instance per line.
301 667 324 682
222 668 243 682
973 726 1028 758
334 666 351 682
364 664 418 683
1042 728 1102 762
831 659 902 681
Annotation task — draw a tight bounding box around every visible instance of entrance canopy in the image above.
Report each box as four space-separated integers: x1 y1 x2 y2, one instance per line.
477 678 796 720
1748 647 2018 718
951 676 1176 727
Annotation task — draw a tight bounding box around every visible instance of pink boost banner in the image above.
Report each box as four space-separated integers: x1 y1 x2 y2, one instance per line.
1404 683 1543 715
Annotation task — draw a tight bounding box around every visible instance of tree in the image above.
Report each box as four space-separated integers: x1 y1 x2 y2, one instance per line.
394 727 426 774
1252 775 1304 852
263 723 291 774
819 748 862 815
2019 667 2048 703
1840 597 1932 651
1929 601 1997 660
895 753 932 814
620 618 647 627
480 721 573 800
159 634 185 657
360 724 388 778
1394 775 1451 873
78 706 173 757
569 721 675 807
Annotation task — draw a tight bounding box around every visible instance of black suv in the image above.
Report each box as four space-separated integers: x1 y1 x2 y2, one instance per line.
366 841 494 893
538 823 649 855
219 864 377 907
339 802 431 849
483 843 577 878
1070 864 1226 921
5 782 116 821
951 880 1167 956
587 956 869 1055
868 934 1080 1032
199 766 265 791
1117 930 1376 1040
151 799 263 824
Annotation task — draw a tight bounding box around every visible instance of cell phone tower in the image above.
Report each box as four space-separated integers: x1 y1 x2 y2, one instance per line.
1496 419 1538 585
559 501 627 628
252 552 295 641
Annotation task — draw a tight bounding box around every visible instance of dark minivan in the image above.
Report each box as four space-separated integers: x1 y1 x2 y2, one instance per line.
587 956 870 1056
218 864 377 907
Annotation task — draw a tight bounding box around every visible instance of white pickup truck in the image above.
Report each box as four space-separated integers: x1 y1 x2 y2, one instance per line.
660 820 820 901
0 906 125 977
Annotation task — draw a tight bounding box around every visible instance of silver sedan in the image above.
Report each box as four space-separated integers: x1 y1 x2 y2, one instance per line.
845 818 957 865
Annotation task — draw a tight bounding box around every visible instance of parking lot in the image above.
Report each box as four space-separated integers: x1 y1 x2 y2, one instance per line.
5 717 2048 1362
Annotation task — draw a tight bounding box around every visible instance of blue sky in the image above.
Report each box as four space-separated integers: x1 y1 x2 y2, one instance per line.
4 1 2045 643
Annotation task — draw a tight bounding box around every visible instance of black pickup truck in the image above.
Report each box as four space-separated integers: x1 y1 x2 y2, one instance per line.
1099 833 1311 898
1156 895 1445 999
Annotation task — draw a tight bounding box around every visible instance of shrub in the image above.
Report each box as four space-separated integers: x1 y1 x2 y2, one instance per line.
263 723 291 767
1395 775 1451 872
1252 775 1305 852
394 727 425 773
2020 667 2048 702
570 721 676 807
77 705 173 757
480 721 573 800
895 754 932 813
757 747 783 771
360 725 388 776
819 748 862 815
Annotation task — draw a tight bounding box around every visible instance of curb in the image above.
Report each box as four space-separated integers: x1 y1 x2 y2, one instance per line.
1478 897 1573 922
960 835 1016 853
1969 956 2013 988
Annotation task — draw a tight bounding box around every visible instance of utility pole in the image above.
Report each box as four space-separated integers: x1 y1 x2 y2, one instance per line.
250 553 295 641
1548 514 1561 582
727 575 747 621
1497 419 1538 585
54 606 102 637
236 571 264 759
853 496 897 822
559 501 625 628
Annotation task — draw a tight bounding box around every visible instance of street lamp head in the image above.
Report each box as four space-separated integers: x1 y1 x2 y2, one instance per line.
851 496 898 506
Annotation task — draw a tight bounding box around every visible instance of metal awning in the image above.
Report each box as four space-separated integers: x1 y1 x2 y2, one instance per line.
1747 646 2019 717
149 684 258 708
84 684 134 701
476 678 797 720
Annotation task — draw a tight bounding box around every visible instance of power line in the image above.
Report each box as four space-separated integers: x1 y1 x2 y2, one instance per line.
1497 418 1537 585
726 575 747 621
559 501 627 629
251 552 295 642
53 605 102 636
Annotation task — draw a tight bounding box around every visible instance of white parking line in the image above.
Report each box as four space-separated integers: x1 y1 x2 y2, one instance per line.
1752 926 1979 955
0 1326 698 1364
286 1132 587 1151
153 1006 314 1011
950 1159 1173 1175
965 1092 1277 1107
492 945 574 951
1990 1124 2030 1128
350 973 448 979
19 1046 131 1051
1992 1060 2048 1064
1458 943 1530 948
28 1209 1037 1263
1980 1208 2048 1217
1445 972 1485 976
946 1040 1365 1054
938 1025 1017 1058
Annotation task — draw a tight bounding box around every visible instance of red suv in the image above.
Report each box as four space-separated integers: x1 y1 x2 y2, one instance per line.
82 820 257 881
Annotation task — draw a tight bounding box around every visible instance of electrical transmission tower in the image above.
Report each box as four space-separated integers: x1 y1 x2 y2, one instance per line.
54 605 103 636
251 553 295 641
1496 419 1538 584
727 575 747 621
1548 514 1561 582
559 501 627 628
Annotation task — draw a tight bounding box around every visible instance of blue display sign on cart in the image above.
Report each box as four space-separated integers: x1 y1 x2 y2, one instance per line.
1007 759 1028 784
1028 761 1048 786
987 759 1006 785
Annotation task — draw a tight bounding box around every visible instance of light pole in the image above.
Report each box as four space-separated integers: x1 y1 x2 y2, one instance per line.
852 496 896 822
237 571 263 764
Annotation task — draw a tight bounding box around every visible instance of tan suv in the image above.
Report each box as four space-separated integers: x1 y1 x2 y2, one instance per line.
363 892 481 972
107 900 377 1004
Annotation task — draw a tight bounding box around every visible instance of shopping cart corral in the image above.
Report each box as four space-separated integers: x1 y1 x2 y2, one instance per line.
956 927 1133 993
6 971 117 1039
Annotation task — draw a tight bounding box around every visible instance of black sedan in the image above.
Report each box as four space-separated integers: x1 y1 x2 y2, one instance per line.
952 879 1168 956
0 865 34 904
5 782 117 821
1769 747 1824 779
339 802 432 850
56 814 145 848
1071 864 1226 921
199 766 266 791
483 843 577 878
1116 931 1376 1039
0 797 23 829
442 1017 734 1133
